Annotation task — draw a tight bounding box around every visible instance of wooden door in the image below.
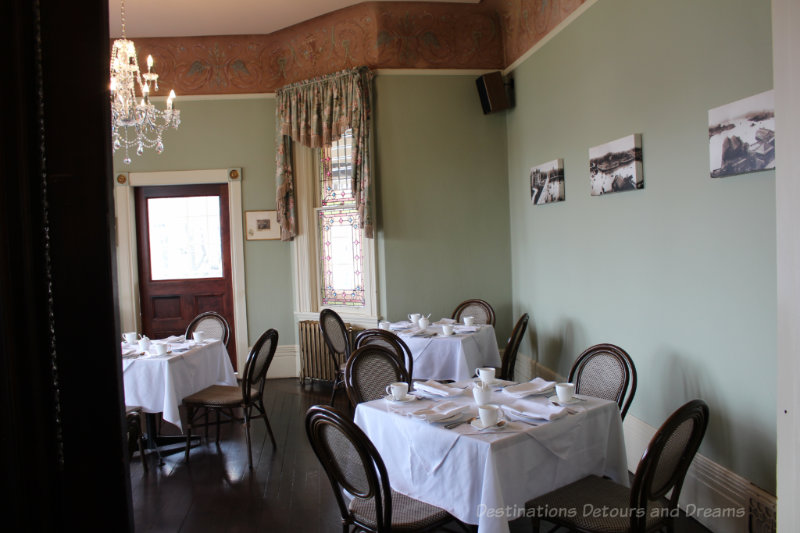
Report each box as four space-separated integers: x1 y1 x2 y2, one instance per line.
135 184 237 370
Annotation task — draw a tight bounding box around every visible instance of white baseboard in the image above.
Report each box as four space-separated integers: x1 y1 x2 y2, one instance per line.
266 345 300 379
522 355 776 533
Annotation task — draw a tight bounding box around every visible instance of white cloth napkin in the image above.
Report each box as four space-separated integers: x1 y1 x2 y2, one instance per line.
390 321 413 330
165 335 185 343
408 401 467 422
502 377 556 398
121 347 137 356
433 318 456 325
413 380 463 397
454 325 479 334
503 398 568 421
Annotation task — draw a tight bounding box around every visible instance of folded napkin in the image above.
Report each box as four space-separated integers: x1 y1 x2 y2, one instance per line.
164 335 185 343
502 377 556 399
408 401 467 422
390 321 413 330
413 380 463 397
121 347 137 356
433 318 456 325
454 325 479 334
503 399 568 421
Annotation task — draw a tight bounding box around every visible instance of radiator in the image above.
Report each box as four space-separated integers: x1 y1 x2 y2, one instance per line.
298 320 362 382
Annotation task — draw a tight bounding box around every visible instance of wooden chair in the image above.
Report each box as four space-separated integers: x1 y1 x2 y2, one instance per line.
526 399 709 533
319 309 351 406
183 328 278 470
568 343 637 420
498 313 529 381
451 299 496 327
125 406 147 471
185 311 230 346
305 405 466 532
344 345 411 406
354 328 414 380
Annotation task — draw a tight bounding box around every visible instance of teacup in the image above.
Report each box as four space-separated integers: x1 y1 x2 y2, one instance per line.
475 367 496 385
408 313 421 324
472 382 492 405
418 317 430 329
441 324 454 336
463 316 475 326
385 381 409 401
478 404 501 427
122 331 138 344
193 331 206 343
151 342 168 356
379 321 391 330
556 382 575 403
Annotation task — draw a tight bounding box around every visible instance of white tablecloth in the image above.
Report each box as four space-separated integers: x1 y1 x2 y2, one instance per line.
121 339 236 431
397 325 501 381
354 389 628 533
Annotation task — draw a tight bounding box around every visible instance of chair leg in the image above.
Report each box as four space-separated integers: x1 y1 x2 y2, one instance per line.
204 408 209 439
215 409 221 445
243 406 253 470
185 406 194 463
256 400 277 448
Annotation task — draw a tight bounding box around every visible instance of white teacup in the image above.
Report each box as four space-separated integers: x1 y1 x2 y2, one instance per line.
408 313 421 324
193 331 206 343
463 316 476 326
385 381 409 401
478 404 501 427
556 382 575 403
441 324 454 336
418 317 430 329
379 321 391 330
122 332 138 344
475 367 496 385
472 382 492 405
152 342 168 356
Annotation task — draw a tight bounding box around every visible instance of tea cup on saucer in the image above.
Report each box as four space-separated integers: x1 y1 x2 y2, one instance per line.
463 316 475 326
556 382 575 403
441 324 454 336
385 381 409 401
475 367 496 385
478 404 501 427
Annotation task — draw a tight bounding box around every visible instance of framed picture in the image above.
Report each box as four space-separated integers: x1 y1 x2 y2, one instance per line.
708 90 775 178
245 210 280 240
530 159 565 205
589 134 644 196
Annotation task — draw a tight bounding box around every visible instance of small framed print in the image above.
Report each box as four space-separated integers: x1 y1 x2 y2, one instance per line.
245 210 280 240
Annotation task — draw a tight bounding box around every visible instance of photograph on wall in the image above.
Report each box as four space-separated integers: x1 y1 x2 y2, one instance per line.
530 159 565 205
589 134 643 196
245 210 280 240
708 90 775 178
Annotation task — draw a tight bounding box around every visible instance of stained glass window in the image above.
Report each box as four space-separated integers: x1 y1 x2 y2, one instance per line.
318 130 365 307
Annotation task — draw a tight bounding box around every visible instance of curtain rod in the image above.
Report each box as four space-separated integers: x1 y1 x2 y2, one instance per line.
277 66 372 92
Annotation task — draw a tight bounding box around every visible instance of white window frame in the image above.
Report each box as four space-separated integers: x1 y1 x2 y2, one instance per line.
292 143 378 329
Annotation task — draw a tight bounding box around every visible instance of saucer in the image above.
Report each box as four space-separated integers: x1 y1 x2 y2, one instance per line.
384 394 418 403
470 418 507 430
548 395 581 405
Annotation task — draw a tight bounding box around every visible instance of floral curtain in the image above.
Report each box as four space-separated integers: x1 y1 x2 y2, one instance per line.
275 66 375 241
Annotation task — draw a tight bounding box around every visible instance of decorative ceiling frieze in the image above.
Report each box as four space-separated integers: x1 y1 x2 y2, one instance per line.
127 0 584 96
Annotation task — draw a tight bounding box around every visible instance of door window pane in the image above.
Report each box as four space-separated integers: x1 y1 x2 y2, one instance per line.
148 196 223 280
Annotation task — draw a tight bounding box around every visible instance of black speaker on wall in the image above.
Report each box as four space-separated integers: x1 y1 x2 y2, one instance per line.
476 71 512 114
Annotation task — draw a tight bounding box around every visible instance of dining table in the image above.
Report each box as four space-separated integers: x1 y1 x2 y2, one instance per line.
353 381 628 533
391 321 502 381
121 336 237 456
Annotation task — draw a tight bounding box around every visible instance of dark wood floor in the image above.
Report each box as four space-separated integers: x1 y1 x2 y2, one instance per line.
129 379 711 533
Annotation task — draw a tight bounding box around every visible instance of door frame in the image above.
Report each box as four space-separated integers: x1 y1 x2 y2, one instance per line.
114 168 249 371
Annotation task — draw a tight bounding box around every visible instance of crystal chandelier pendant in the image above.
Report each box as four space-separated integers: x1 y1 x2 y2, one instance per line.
110 0 180 163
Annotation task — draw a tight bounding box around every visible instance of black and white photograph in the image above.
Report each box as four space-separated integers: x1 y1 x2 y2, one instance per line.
709 90 775 178
589 134 643 196
530 159 565 205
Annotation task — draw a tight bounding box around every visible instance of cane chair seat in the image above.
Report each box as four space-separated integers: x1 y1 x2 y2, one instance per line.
349 489 452 532
183 384 259 406
451 299 496 327
526 399 709 533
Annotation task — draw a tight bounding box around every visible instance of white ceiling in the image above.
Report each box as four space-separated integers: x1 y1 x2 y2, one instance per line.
109 0 481 38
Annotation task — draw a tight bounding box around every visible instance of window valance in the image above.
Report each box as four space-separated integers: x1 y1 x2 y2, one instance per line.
275 66 375 241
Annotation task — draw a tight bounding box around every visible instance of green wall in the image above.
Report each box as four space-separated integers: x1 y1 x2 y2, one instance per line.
374 75 513 342
506 0 776 490
112 97 297 345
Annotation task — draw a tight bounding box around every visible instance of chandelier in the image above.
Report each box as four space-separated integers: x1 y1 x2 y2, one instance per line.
110 0 180 164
